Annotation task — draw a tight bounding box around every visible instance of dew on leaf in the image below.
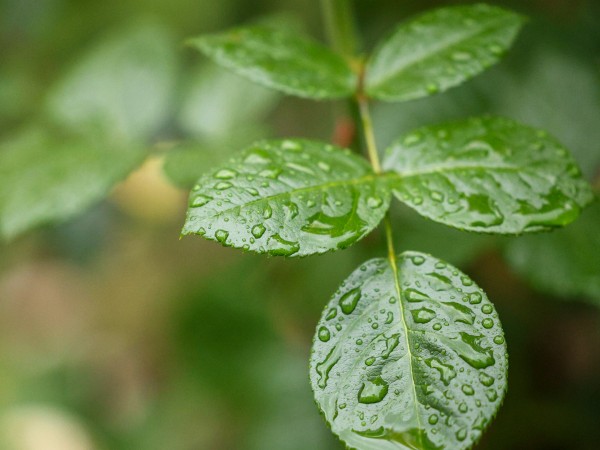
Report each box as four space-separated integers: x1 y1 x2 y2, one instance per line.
318 326 331 342
251 224 266 238
339 288 361 314
358 377 389 404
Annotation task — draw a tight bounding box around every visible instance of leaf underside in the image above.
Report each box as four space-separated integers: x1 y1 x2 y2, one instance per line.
383 116 593 234
366 4 525 102
310 252 508 450
182 139 391 257
188 25 357 99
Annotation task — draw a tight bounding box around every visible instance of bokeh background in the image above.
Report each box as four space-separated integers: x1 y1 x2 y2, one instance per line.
1 0 599 449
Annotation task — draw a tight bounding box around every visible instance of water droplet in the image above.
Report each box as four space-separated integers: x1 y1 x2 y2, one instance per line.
267 234 299 256
215 169 237 179
339 288 361 314
318 326 331 342
190 194 211 207
411 255 425 266
246 187 259 196
453 332 496 369
282 140 302 151
489 44 503 55
481 304 493 314
358 377 389 404
244 148 272 164
427 358 457 385
251 224 266 239
382 334 399 359
482 318 494 329
215 229 229 244
403 133 422 146
318 161 331 172
486 388 498 402
367 196 383 209
371 323 379 329
197 227 206 236
456 427 468 441
430 191 444 202
214 181 232 190
462 384 475 396
365 357 376 366
356 339 363 345
452 51 472 61
259 168 281 179
469 292 483 304
339 403 346 410
385 312 394 324
405 289 430 303
479 372 495 387
412 307 436 324
263 204 272 219
426 83 439 94
316 348 340 389
493 335 505 345
461 276 473 286
433 323 442 331
459 402 468 413
389 297 397 304
326 308 337 320
428 414 439 425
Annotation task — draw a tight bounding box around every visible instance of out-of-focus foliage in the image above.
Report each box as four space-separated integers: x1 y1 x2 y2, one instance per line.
0 0 599 449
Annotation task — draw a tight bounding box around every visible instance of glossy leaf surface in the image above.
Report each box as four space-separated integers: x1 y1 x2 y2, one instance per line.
366 4 525 102
310 252 507 450
188 26 357 99
0 129 145 241
182 139 391 256
505 199 600 305
383 117 593 234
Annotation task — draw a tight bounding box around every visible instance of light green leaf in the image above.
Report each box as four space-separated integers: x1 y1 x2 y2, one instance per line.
383 116 593 234
46 22 177 142
178 65 279 140
310 252 507 450
366 4 525 102
188 26 357 99
504 199 600 305
182 139 390 257
0 128 145 241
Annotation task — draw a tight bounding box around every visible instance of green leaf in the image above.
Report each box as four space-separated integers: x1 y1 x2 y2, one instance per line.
178 65 279 140
188 26 357 99
182 139 390 256
504 199 600 305
366 4 525 102
310 252 507 450
0 128 145 241
383 116 593 234
45 22 177 142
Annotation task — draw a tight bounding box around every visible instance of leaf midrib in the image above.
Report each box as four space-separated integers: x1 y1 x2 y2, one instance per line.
186 172 393 225
388 254 425 449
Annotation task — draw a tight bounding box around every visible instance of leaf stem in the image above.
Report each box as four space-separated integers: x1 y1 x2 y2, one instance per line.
356 93 382 173
320 0 359 59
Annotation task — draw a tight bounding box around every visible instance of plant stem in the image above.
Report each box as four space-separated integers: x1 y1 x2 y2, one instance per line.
356 93 382 173
320 0 359 58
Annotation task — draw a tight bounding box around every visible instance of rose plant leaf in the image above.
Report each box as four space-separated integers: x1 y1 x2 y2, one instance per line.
310 252 508 450
182 139 391 257
188 25 357 99
383 116 594 234
366 4 525 102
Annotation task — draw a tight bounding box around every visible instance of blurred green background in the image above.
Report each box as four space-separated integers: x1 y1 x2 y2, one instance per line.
0 0 599 449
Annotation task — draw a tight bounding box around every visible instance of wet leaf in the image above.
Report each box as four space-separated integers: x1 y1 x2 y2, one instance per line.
0 128 145 241
188 25 357 99
182 139 390 256
310 252 507 450
504 199 600 305
366 4 525 102
383 116 593 234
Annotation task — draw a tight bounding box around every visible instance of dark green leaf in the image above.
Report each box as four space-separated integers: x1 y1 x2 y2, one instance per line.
383 117 593 234
46 22 177 142
504 199 600 305
182 139 390 256
310 252 507 450
188 26 357 99
366 4 525 102
0 129 145 241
